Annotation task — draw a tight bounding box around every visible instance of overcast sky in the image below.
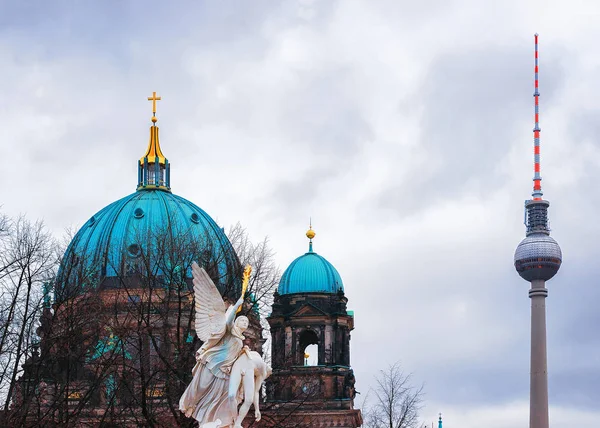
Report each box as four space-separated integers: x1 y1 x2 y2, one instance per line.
1 1 599 426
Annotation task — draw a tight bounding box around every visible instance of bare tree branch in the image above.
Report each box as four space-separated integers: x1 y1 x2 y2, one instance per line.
362 362 425 428
3 215 279 427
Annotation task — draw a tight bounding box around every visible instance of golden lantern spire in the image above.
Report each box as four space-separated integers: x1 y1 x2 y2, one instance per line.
137 92 170 192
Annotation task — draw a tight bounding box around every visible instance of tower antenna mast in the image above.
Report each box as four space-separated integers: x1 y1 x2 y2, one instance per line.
532 33 542 200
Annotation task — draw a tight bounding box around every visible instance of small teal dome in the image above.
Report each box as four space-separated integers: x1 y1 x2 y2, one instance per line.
278 230 343 295
59 189 239 294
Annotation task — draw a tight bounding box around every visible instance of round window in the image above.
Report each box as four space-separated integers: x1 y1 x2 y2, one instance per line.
191 213 200 224
134 208 144 219
127 244 141 257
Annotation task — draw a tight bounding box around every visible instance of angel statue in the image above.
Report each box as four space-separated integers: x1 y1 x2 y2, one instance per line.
179 262 271 428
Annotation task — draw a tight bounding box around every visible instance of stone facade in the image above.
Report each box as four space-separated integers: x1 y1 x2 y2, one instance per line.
255 290 362 427
13 280 263 427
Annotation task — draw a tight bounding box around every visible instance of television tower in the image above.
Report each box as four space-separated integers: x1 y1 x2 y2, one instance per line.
514 34 562 428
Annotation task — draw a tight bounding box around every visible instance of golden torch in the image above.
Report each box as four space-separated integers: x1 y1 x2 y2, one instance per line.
237 265 252 314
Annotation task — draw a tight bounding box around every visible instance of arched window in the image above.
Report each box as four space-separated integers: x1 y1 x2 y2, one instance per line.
298 329 319 366
304 344 318 366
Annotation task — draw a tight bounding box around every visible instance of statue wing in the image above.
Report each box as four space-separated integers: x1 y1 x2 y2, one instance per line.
192 262 227 342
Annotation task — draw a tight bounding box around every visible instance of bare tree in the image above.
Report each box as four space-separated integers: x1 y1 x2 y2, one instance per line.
361 362 425 428
227 222 280 315
0 215 56 426
6 217 280 427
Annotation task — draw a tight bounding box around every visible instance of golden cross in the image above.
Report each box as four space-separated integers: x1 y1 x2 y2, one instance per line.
147 91 162 116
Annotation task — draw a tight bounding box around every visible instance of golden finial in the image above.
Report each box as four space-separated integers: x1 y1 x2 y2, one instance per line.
237 264 252 314
147 91 162 123
306 219 315 252
306 217 315 240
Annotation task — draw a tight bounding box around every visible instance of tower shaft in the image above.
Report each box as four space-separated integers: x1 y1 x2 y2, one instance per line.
529 279 549 428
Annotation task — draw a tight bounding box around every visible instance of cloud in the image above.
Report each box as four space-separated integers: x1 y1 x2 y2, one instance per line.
1 0 598 426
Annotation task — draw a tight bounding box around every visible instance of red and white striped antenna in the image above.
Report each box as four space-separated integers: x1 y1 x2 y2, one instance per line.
532 33 543 200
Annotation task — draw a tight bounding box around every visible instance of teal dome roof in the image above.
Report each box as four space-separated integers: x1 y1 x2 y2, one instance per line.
278 235 344 295
57 106 240 298
58 189 240 295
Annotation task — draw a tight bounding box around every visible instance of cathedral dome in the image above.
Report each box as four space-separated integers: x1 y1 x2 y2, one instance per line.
61 190 239 284
277 228 344 295
58 97 240 296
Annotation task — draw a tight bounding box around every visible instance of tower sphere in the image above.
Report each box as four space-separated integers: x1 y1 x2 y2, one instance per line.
514 233 562 282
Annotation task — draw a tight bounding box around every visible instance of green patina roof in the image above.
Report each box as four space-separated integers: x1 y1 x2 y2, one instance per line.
278 242 344 295
87 333 132 362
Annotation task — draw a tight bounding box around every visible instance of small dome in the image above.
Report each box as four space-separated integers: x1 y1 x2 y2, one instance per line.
278 250 344 295
514 233 562 282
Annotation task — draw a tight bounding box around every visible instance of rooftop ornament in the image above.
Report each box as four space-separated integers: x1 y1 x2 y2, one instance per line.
138 91 171 191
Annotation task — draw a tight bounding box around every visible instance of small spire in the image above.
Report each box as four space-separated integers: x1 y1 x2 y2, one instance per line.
137 92 171 192
306 220 315 252
438 413 443 428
